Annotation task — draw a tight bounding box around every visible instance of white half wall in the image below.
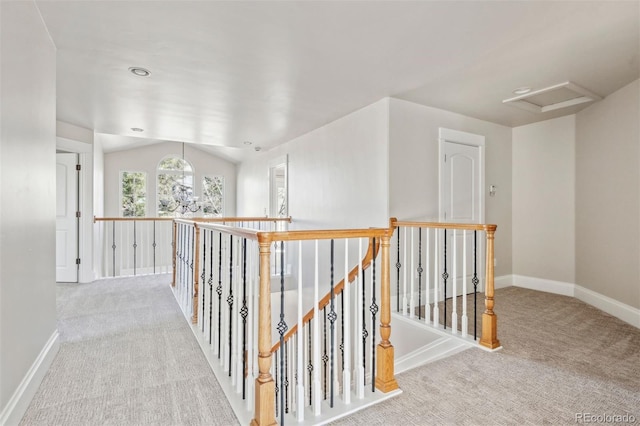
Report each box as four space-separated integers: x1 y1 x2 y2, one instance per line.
512 115 576 283
0 1 59 422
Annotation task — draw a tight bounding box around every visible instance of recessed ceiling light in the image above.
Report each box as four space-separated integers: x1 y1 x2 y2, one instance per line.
243 141 252 146
129 67 150 77
513 87 531 95
131 127 144 132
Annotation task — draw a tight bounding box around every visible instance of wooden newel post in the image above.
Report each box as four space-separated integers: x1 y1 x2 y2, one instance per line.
480 225 501 349
251 238 276 426
172 221 177 287
375 231 399 393
192 224 201 324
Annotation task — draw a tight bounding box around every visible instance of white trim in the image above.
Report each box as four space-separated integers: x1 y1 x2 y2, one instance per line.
0 331 60 426
574 285 640 329
494 274 514 289
511 274 575 296
505 275 639 329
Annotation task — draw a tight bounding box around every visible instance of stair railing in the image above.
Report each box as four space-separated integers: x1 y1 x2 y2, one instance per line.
93 217 174 278
390 218 500 350
172 221 399 425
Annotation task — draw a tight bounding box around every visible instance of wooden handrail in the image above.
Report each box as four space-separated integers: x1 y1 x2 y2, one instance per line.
270 237 380 352
94 216 174 222
392 219 497 232
95 216 291 223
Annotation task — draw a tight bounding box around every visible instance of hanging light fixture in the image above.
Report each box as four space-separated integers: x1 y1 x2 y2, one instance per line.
159 143 201 216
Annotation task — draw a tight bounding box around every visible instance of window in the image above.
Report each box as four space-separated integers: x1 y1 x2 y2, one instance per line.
157 156 194 217
202 175 224 217
121 171 146 217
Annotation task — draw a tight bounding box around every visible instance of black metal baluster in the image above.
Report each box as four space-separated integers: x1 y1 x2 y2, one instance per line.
190 226 195 312
133 220 137 276
418 228 423 319
228 235 234 377
323 306 328 400
473 230 479 340
284 341 289 414
362 271 368 378
443 229 448 329
209 230 214 344
112 220 116 277
217 232 223 358
340 292 344 371
396 227 401 312
275 351 279 416
152 220 157 274
307 318 313 406
177 224 182 289
328 240 336 408
277 241 288 423
201 231 207 332
241 238 248 399
370 238 378 393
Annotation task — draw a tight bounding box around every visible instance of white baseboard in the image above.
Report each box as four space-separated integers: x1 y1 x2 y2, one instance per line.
574 285 640 329
511 274 575 297
502 275 639 329
0 331 60 426
494 275 513 289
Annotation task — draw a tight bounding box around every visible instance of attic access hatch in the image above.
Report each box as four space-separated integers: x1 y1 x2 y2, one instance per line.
503 81 602 113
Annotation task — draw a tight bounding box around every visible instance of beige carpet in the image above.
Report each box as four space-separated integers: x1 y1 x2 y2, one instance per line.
335 286 640 425
20 278 639 425
20 274 239 426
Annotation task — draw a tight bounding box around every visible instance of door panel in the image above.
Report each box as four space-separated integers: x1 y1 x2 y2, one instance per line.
440 136 484 296
56 153 78 282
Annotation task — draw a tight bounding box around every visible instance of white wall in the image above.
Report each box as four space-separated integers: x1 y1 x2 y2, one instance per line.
576 79 639 309
512 115 576 283
0 1 59 422
388 98 513 277
237 98 390 229
102 140 237 218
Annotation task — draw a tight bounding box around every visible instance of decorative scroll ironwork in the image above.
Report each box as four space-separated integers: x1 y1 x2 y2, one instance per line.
133 220 137 276
328 239 336 408
227 235 234 377
307 318 313 406
241 238 248 399
443 229 448 329
396 227 401 312
370 237 378 392
418 228 423 320
217 232 223 357
473 230 479 340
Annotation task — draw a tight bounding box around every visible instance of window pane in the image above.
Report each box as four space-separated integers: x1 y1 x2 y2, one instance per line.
203 176 224 217
158 157 192 172
121 171 146 217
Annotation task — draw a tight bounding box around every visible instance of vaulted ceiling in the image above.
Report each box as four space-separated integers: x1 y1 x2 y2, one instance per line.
37 1 639 161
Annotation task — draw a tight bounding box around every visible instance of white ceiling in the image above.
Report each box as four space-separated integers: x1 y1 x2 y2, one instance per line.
37 1 639 162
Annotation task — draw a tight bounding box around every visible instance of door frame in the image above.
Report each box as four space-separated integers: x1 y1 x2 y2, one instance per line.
438 128 485 223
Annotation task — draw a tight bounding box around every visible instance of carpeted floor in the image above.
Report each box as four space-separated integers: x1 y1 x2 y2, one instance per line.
20 278 640 425
336 286 640 425
20 274 239 426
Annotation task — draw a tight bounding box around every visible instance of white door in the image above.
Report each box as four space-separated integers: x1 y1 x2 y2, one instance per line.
56 153 78 282
439 128 485 295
